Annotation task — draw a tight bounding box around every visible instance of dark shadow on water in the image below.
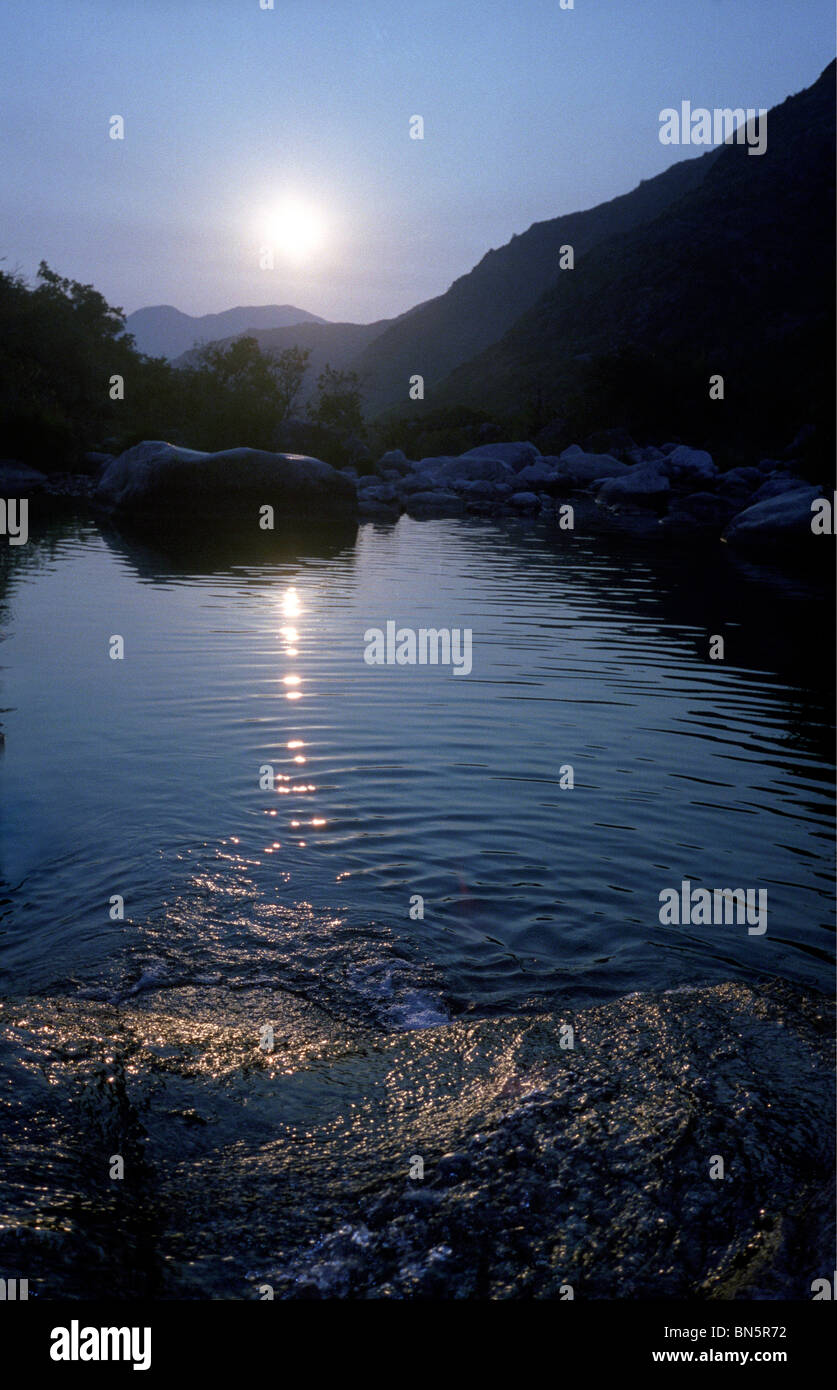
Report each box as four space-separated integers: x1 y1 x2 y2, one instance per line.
97 513 360 581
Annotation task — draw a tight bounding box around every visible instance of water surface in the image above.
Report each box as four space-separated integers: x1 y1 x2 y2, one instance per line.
1 513 832 1024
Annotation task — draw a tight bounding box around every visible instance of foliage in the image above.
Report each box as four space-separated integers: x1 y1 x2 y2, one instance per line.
309 364 364 438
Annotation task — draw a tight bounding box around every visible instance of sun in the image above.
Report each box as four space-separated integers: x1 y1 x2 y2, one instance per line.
259 197 325 263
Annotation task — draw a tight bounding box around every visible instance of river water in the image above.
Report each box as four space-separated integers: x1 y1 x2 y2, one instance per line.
0 511 833 1297
1 512 833 1018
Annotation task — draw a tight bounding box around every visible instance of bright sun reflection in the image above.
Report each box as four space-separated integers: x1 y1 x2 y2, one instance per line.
282 589 301 618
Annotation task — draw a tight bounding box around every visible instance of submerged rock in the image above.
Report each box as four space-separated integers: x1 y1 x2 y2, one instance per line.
0 980 830 1299
93 441 357 520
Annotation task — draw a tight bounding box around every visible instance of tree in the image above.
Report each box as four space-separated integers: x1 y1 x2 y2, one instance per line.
269 344 311 421
186 337 310 450
310 363 364 437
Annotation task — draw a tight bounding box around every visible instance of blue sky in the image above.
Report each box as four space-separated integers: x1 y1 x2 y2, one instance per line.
0 0 833 322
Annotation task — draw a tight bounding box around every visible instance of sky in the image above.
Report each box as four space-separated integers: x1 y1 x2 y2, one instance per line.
0 0 833 324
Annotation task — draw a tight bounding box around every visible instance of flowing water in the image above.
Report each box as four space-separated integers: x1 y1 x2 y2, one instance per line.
0 511 833 1298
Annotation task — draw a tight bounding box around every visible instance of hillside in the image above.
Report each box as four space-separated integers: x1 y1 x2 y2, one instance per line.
125 303 326 359
428 61 836 454
353 146 722 416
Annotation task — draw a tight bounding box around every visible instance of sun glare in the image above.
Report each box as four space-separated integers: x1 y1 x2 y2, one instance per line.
260 198 325 263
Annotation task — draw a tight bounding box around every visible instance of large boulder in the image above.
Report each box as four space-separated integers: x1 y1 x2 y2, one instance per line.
722 486 823 550
94 441 357 520
459 442 540 472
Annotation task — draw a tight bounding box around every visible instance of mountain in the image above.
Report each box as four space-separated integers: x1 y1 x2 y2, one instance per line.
353 146 722 416
125 303 327 359
428 61 835 453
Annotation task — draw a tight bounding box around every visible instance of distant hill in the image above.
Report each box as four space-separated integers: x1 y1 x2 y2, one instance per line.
173 316 393 400
427 60 835 454
125 303 327 359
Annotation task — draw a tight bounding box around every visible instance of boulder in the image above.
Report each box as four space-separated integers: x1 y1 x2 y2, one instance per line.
661 445 717 484
398 471 446 495
459 442 540 472
596 463 670 507
723 487 823 549
457 479 501 500
374 449 412 476
424 456 515 485
718 466 761 499
557 447 631 486
0 460 48 492
750 475 809 504
94 441 357 520
516 460 559 487
509 491 540 510
404 489 465 518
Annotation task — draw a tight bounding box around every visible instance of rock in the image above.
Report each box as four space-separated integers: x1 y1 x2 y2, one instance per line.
94 441 357 520
357 481 397 503
751 475 809 504
0 460 48 491
509 491 540 510
374 449 412 476
723 486 823 549
404 489 465 518
557 448 631 487
625 444 666 467
662 445 717 484
660 442 680 455
459 442 540 472
757 458 787 474
596 463 670 507
718 466 761 499
423 456 515 485
457 479 501 500
398 471 446 495
515 461 559 487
